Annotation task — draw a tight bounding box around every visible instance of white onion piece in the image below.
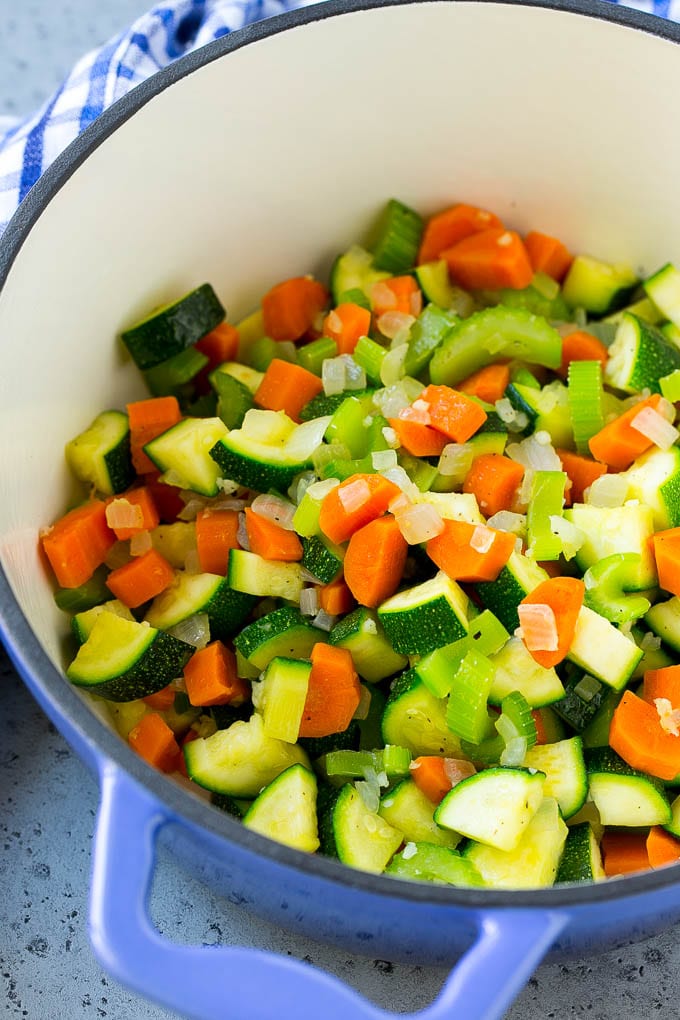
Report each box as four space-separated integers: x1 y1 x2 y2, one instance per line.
339 477 372 513
129 530 153 556
657 396 677 423
216 477 239 495
167 613 210 649
401 842 418 861
394 502 445 544
371 449 398 471
250 493 297 530
326 309 342 335
517 467 535 507
212 497 247 512
237 512 250 550
381 466 419 499
573 675 601 702
380 344 408 386
184 549 202 574
585 473 629 507
470 525 495 554
381 426 400 449
640 632 662 651
341 355 367 391
655 697 680 737
548 515 585 560
506 434 562 472
501 736 528 767
305 477 340 500
372 384 412 419
371 281 398 311
378 311 415 345
438 443 474 479
106 498 143 531
299 586 320 616
322 357 347 395
178 498 208 522
312 608 337 632
517 603 559 652
352 684 372 721
443 758 477 787
486 510 526 535
630 406 680 450
495 398 517 424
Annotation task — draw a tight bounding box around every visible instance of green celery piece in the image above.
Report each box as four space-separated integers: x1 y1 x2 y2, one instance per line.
445 648 496 743
583 553 651 624
467 609 511 657
416 640 468 698
567 359 604 455
462 691 536 764
526 470 567 561
247 336 296 371
322 746 411 779
499 690 537 747
143 346 208 397
511 366 541 389
353 336 387 385
212 372 254 430
660 368 680 403
403 304 458 378
497 278 569 321
337 287 371 310
397 451 440 492
429 306 562 387
371 198 424 274
297 337 338 376
326 396 373 458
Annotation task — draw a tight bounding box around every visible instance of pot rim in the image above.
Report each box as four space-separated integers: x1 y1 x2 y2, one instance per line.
2 0 680 912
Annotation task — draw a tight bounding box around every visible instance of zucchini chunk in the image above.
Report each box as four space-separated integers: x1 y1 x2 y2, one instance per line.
121 283 225 369
65 410 134 496
243 763 319 853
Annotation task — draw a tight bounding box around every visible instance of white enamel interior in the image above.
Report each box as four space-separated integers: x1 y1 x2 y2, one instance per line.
2 0 680 671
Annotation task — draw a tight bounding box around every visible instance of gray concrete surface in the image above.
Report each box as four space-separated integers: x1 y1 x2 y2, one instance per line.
2 1 680 1017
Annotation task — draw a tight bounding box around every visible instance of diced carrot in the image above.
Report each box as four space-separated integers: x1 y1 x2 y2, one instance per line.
559 331 609 377
107 486 160 541
410 756 452 804
41 500 117 589
601 831 650 877
244 507 303 562
322 302 372 355
143 684 176 711
556 449 607 506
523 230 573 282
343 515 408 608
457 362 511 404
318 473 401 544
127 396 182 475
371 276 422 317
195 508 240 575
442 228 534 291
518 576 585 669
106 548 175 608
388 415 450 457
647 826 680 869
652 528 680 598
128 712 180 773
298 643 362 738
253 358 324 423
644 665 680 708
318 577 355 616
463 454 525 517
609 690 680 781
588 394 663 470
261 276 329 342
144 477 185 523
183 641 249 707
419 384 487 442
194 322 241 393
418 203 503 265
426 518 515 583
531 709 549 746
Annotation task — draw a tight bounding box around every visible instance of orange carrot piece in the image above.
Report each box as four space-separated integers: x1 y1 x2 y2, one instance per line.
371 275 422 317
647 826 680 869
322 302 372 355
463 453 525 517
343 516 408 609
128 712 180 773
318 473 402 544
559 331 609 377
41 500 117 589
531 710 549 746
418 203 503 265
298 643 362 738
426 518 515 583
244 507 303 562
523 230 573 282
195 322 240 368
609 690 680 781
410 756 453 804
457 362 511 404
107 486 160 541
183 640 249 707
588 394 663 470
127 396 182 475
652 528 680 598
195 508 240 575
261 276 328 342
106 548 175 608
442 228 534 291
644 665 680 707
419 384 487 442
518 576 584 669
556 449 607 506
319 577 355 616
601 831 650 878
388 415 450 457
253 358 324 423
143 684 176 711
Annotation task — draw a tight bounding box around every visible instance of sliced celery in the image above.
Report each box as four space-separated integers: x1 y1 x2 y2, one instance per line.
445 649 496 743
297 337 338 376
353 336 387 385
403 304 458 378
322 746 412 779
371 198 424 274
583 553 651 624
567 359 604 455
526 471 567 561
144 346 209 397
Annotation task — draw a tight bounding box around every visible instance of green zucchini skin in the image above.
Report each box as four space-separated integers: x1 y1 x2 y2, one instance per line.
67 626 193 702
121 283 225 369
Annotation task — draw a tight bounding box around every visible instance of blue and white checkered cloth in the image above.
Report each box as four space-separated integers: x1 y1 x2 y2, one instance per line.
0 0 678 238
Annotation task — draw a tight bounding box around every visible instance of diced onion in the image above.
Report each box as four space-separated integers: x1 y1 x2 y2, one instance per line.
341 355 367 391
372 384 415 419
289 471 316 505
437 443 474 479
338 477 372 513
371 449 398 471
394 502 445 544
105 498 143 531
237 512 250 550
443 758 477 787
470 525 495 554
548 515 585 560
299 586 320 616
381 425 400 449
352 684 372 720
401 842 418 861
655 697 680 737
216 477 239 495
516 467 535 508
380 344 408 386
166 613 210 649
495 398 518 424
486 510 526 535
506 434 562 472
630 406 680 450
322 357 347 395
381 466 419 499
377 311 415 343
250 493 296 530
305 478 340 500
129 531 153 556
184 549 202 574
573 675 601 702
640 632 662 651
326 310 342 334
585 473 629 507
517 602 559 652
501 736 528 767
389 492 412 515
312 608 337 632
371 281 398 311
657 396 677 423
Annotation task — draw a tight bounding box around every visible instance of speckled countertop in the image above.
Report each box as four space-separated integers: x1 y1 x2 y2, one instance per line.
3 3 680 1018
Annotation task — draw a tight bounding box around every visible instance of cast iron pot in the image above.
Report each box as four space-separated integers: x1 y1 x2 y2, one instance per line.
3 1 680 1016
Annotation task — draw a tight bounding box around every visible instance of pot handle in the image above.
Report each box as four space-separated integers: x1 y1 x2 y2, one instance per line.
90 763 567 1020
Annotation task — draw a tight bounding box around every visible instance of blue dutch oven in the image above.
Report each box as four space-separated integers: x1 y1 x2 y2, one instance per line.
2 1 680 1016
